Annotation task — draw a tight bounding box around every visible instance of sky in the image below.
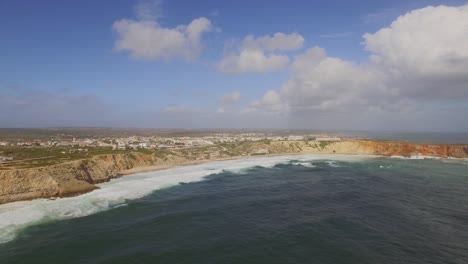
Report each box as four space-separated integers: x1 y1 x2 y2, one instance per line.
1 0 468 131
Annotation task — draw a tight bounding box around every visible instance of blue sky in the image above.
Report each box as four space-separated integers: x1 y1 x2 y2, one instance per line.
1 0 468 131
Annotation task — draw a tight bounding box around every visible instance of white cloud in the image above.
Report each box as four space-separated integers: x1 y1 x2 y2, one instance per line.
246 90 286 113
243 33 304 51
134 0 164 21
249 4 468 120
217 32 304 73
218 50 289 73
363 4 468 99
113 17 213 60
218 92 241 105
293 47 392 109
277 47 390 114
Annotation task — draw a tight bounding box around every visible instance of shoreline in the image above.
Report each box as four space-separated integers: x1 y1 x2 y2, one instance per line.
117 152 466 178
1 139 468 206
3 152 466 206
118 153 317 176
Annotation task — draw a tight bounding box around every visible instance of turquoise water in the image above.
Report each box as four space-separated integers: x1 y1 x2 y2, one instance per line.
0 156 467 263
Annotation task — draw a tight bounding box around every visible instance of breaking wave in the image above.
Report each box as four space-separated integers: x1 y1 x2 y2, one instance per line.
325 161 340 167
0 154 372 244
290 161 316 167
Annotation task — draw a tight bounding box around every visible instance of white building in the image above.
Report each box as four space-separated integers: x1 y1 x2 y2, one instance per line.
287 135 304 141
0 156 14 162
316 137 341 141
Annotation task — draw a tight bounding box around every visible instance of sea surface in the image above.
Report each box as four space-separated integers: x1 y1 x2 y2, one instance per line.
1 155 468 264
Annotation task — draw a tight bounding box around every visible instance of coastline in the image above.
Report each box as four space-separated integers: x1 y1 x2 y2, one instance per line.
118 151 467 178
118 156 242 176
118 152 383 176
2 149 467 259
1 139 468 205
0 152 394 246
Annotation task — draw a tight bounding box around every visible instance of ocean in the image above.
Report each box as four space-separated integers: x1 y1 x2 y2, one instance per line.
1 155 467 264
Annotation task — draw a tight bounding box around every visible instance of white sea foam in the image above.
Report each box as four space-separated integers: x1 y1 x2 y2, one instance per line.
325 161 340 167
291 161 316 168
0 154 373 244
390 155 443 160
390 155 468 162
379 165 392 169
441 158 468 166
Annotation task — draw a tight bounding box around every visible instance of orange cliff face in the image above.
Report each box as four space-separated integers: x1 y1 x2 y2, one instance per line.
293 140 468 158
354 141 468 158
1 140 467 205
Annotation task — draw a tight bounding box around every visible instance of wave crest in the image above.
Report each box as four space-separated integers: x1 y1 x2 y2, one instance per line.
0 154 372 244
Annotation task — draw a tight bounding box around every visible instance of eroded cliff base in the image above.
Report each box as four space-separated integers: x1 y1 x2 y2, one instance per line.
1 140 467 205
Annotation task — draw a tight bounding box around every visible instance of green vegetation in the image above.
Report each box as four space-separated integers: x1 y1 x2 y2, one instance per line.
0 146 155 170
153 149 174 159
319 141 332 149
294 142 303 151
0 139 306 170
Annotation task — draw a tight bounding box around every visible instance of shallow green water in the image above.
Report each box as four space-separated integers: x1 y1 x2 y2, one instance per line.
1 157 467 263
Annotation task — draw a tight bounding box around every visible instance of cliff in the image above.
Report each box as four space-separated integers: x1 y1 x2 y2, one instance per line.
1 140 467 205
300 140 468 158
0 153 192 205
227 140 468 158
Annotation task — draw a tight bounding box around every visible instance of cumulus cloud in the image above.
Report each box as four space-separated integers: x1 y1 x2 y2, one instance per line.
218 92 241 105
246 90 286 113
217 33 304 73
249 4 468 120
363 4 468 99
218 50 289 73
113 17 213 60
284 47 392 113
242 33 304 51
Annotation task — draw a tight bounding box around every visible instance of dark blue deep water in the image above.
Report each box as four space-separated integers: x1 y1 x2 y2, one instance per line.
1 157 468 263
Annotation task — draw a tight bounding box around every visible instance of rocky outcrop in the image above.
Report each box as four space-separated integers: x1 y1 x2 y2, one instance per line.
1 140 467 205
0 153 192 205
297 140 468 158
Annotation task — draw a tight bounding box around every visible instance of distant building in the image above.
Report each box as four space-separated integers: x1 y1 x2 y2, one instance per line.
0 156 14 163
287 135 304 141
316 137 341 141
97 142 113 147
139 142 148 149
191 139 214 146
267 136 284 141
158 144 175 149
129 144 139 150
